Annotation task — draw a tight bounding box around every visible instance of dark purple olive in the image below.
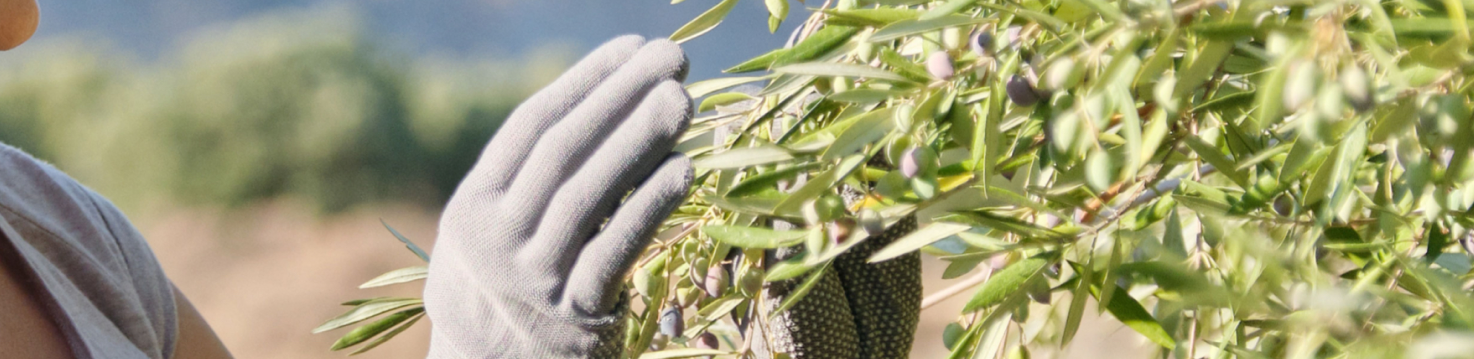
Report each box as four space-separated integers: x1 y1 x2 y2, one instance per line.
1006 75 1041 107
970 31 993 56
900 147 922 178
695 332 720 349
659 304 685 338
927 51 954 80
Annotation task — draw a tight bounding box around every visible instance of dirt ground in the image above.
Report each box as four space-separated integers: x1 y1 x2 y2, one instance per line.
140 200 1155 358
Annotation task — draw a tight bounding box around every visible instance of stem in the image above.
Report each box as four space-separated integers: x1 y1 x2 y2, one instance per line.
921 266 994 310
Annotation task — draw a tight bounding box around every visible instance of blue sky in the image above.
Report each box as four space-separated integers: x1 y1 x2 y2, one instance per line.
26 0 808 81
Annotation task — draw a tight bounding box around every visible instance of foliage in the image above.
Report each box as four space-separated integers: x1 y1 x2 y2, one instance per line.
638 0 1474 358
317 0 1474 358
315 222 429 355
0 7 558 212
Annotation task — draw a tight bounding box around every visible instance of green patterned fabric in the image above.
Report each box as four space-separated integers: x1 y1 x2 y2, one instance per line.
756 216 922 359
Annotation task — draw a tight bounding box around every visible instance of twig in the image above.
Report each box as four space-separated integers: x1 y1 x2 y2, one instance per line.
921 267 994 310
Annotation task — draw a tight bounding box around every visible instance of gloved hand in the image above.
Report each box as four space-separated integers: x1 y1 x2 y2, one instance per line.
423 35 693 359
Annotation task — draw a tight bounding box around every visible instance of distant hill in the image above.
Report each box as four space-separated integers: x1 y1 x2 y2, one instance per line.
25 0 803 81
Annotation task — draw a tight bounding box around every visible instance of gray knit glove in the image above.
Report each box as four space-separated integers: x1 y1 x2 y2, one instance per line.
424 35 693 359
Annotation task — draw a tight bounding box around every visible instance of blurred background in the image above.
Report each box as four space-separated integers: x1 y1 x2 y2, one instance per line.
0 1 1153 357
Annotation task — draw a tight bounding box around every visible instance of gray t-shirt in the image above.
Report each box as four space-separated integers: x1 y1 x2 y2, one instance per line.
0 143 177 359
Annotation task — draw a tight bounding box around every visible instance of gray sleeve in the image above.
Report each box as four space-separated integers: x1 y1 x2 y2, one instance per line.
0 142 178 359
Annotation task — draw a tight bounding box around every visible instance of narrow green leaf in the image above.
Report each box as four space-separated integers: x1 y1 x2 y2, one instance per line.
1427 221 1450 262
970 311 1013 359
1175 41 1233 99
942 322 966 349
348 312 423 355
726 26 859 73
330 307 423 350
726 50 787 74
822 8 923 26
697 293 745 318
1092 284 1176 349
767 257 818 281
640 349 732 359
942 257 985 279
1304 125 1367 206
870 15 986 42
704 194 788 217
1187 20 1263 40
919 0 974 20
1183 136 1250 187
340 297 393 306
828 88 909 103
670 0 741 43
877 47 935 83
1134 28 1179 94
1062 259 1093 345
774 155 867 214
693 144 795 170
314 298 422 333
697 92 755 113
358 266 428 289
382 221 429 262
775 26 858 64
1277 138 1321 185
976 3 1069 31
725 163 821 198
703 225 808 249
869 222 972 263
1370 98 1419 143
1389 18 1458 38
1097 239 1123 314
820 107 898 160
1068 0 1124 22
1233 141 1291 172
686 76 770 98
774 62 910 82
945 211 1067 240
963 255 1049 312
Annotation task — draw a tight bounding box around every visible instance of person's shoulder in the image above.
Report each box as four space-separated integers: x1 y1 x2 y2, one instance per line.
0 143 115 251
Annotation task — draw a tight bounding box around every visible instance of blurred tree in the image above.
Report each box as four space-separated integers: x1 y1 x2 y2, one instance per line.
0 6 564 212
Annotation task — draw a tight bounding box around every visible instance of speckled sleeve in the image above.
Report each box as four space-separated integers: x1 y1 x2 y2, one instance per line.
756 215 922 359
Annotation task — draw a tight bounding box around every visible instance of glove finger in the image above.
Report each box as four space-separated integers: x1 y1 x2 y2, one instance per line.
563 154 692 315
520 80 691 282
500 39 687 234
456 35 644 198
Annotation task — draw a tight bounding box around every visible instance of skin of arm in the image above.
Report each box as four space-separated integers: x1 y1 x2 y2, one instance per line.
0 237 73 359
0 0 38 50
0 224 234 359
171 285 233 359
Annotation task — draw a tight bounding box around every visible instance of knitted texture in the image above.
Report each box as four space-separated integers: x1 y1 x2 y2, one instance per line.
757 216 922 359
423 35 693 359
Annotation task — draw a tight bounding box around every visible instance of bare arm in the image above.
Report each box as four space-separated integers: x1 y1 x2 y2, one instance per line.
170 285 232 359
0 240 74 359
